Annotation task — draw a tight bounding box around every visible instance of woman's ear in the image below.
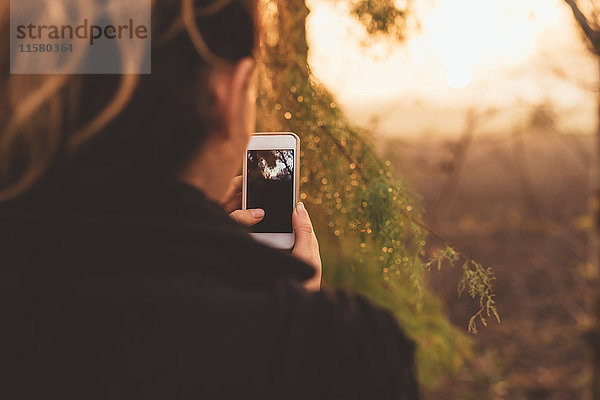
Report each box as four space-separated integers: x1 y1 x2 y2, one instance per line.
210 58 256 143
237 58 258 137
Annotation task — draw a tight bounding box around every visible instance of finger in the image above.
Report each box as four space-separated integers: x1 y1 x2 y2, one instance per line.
292 203 322 291
222 176 243 203
228 176 243 195
292 202 320 261
223 192 242 213
230 209 265 227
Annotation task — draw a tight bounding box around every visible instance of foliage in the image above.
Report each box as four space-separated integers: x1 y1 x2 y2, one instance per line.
256 0 498 388
348 0 408 40
427 248 500 334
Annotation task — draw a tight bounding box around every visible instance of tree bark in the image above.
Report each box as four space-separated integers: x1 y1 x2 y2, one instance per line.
592 56 600 400
565 0 600 54
562 2 600 398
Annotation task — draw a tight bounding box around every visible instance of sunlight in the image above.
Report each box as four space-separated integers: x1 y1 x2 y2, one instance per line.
306 0 596 137
446 65 472 89
427 0 540 88
307 0 572 97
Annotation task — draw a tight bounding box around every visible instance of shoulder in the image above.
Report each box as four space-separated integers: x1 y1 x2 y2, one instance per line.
261 281 419 398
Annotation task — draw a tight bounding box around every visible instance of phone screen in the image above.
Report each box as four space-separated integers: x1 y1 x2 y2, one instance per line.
247 149 294 233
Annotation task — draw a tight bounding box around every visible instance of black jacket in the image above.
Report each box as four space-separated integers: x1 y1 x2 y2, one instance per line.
0 179 419 399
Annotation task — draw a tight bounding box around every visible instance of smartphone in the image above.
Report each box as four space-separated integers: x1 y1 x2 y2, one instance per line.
242 132 300 250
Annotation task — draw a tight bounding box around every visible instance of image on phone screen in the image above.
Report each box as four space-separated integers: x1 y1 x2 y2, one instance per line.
247 149 294 233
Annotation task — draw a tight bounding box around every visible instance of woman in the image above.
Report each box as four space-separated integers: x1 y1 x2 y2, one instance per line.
0 0 419 398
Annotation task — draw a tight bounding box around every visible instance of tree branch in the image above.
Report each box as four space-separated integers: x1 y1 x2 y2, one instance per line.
565 0 600 54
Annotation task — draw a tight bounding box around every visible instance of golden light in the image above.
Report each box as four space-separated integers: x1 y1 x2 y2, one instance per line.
445 65 472 89
307 0 562 95
426 0 541 89
307 0 597 135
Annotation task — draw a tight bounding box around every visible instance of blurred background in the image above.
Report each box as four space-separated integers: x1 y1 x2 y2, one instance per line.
257 0 600 398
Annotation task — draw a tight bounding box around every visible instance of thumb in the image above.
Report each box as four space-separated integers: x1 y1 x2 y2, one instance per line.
230 209 265 227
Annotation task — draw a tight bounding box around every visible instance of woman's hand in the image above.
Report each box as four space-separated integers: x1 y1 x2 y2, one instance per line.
223 176 322 291
292 202 322 292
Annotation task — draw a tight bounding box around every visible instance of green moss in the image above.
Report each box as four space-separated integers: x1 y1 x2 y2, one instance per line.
256 0 497 389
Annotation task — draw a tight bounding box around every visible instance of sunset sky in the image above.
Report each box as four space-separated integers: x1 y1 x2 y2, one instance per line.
306 0 598 137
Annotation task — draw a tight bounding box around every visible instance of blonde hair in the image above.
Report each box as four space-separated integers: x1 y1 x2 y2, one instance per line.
0 0 258 203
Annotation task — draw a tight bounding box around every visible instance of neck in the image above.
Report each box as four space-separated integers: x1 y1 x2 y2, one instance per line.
179 143 235 205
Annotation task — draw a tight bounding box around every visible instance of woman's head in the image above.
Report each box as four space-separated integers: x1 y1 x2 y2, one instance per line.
0 0 260 203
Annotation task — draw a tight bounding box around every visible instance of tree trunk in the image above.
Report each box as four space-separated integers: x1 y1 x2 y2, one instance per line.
591 56 600 400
